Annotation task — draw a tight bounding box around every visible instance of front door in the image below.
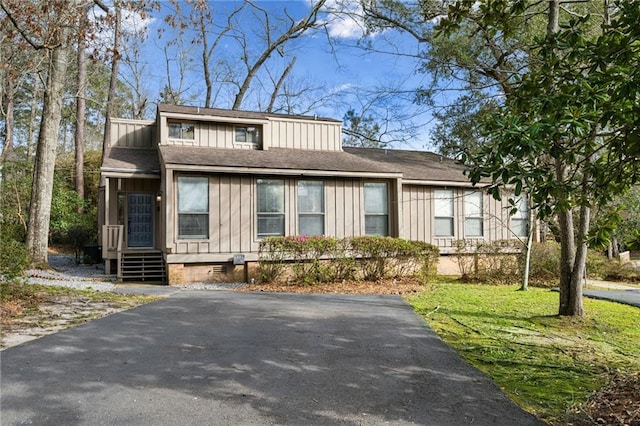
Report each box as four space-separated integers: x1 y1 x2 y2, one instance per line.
127 193 154 248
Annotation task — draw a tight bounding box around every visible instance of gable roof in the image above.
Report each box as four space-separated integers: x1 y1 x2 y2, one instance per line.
159 146 400 177
157 104 341 123
343 147 470 183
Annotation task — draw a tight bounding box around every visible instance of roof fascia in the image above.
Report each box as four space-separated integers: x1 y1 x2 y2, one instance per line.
164 163 401 179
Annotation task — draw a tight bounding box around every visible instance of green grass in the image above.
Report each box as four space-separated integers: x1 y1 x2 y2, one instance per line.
406 283 640 423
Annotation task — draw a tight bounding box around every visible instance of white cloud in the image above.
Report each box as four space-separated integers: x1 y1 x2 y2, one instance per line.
328 83 355 95
309 0 368 39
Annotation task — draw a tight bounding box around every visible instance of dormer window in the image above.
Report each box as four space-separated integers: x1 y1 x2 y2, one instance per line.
169 122 195 140
235 126 261 144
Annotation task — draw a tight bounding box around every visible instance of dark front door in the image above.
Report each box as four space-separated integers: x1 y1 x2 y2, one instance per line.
128 193 154 248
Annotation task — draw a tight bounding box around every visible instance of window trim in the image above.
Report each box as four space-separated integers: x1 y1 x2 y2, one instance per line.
364 181 389 236
464 190 484 237
168 121 195 140
297 180 325 236
235 125 262 145
511 197 529 238
434 189 455 237
177 176 209 240
256 178 285 239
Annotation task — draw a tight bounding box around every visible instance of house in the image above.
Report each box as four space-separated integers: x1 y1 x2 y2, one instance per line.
99 104 528 284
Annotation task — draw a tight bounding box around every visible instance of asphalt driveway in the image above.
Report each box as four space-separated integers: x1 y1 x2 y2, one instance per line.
1 292 541 425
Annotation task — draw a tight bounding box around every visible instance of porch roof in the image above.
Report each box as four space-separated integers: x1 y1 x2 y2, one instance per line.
159 146 400 177
343 147 471 183
101 147 160 175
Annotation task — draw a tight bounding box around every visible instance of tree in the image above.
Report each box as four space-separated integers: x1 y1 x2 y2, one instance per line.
1 0 82 265
162 0 327 112
462 0 640 316
342 108 384 148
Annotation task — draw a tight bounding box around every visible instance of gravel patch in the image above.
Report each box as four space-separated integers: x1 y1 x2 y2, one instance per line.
25 254 247 293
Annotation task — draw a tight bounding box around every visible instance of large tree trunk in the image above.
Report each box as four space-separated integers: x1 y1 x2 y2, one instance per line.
75 30 86 211
25 44 70 266
556 161 587 317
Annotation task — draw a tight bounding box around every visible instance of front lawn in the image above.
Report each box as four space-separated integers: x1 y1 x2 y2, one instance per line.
406 283 640 424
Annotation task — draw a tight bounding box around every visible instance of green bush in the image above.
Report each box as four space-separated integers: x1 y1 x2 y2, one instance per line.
522 242 560 287
454 239 522 285
0 236 29 279
257 235 439 284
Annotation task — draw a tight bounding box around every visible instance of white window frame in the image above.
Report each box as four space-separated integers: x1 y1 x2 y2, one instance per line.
177 176 209 239
464 190 484 237
364 182 389 236
297 180 325 236
235 126 261 144
257 178 285 238
168 122 195 140
511 197 529 238
434 189 455 237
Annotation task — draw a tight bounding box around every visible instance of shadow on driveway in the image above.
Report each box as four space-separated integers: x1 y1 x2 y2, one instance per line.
1 292 542 425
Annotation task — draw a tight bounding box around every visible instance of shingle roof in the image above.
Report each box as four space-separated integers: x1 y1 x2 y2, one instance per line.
101 144 472 184
343 147 470 182
157 104 341 123
101 147 160 174
159 146 398 175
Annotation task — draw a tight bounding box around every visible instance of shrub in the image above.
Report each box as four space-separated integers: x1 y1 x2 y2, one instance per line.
454 239 522 285
522 242 559 287
256 236 439 284
0 236 29 279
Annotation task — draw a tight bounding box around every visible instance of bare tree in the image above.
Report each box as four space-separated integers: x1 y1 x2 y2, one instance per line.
0 0 81 265
75 8 89 211
232 0 327 110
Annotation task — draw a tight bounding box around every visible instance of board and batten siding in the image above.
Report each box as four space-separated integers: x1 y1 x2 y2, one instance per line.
267 118 342 151
110 118 155 148
400 185 516 254
158 114 342 152
163 121 261 150
169 175 377 256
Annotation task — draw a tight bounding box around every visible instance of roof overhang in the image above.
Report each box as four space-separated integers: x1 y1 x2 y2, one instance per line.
163 163 401 179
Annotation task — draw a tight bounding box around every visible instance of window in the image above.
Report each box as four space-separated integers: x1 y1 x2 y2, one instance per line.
177 176 209 238
434 189 454 237
464 191 484 237
257 179 285 238
298 180 324 235
364 182 389 236
235 126 261 144
511 197 529 237
169 122 195 140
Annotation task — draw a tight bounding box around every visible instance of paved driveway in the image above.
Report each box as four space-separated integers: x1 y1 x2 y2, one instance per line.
1 292 541 425
583 288 640 308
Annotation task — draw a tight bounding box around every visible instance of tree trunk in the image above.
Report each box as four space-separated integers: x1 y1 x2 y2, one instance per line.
75 30 86 212
25 44 70 266
520 199 534 291
102 1 121 158
267 56 297 113
1 78 15 162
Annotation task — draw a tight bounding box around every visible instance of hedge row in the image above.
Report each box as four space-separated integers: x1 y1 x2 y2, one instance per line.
257 236 439 285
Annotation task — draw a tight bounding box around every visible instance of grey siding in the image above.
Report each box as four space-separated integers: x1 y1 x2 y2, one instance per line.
268 118 341 151
401 185 518 253
167 175 391 257
110 119 155 148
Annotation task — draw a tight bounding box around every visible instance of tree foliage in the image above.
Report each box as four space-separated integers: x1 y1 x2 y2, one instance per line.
458 0 640 316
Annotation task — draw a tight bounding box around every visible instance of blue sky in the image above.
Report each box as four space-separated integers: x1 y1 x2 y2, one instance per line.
119 0 437 150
